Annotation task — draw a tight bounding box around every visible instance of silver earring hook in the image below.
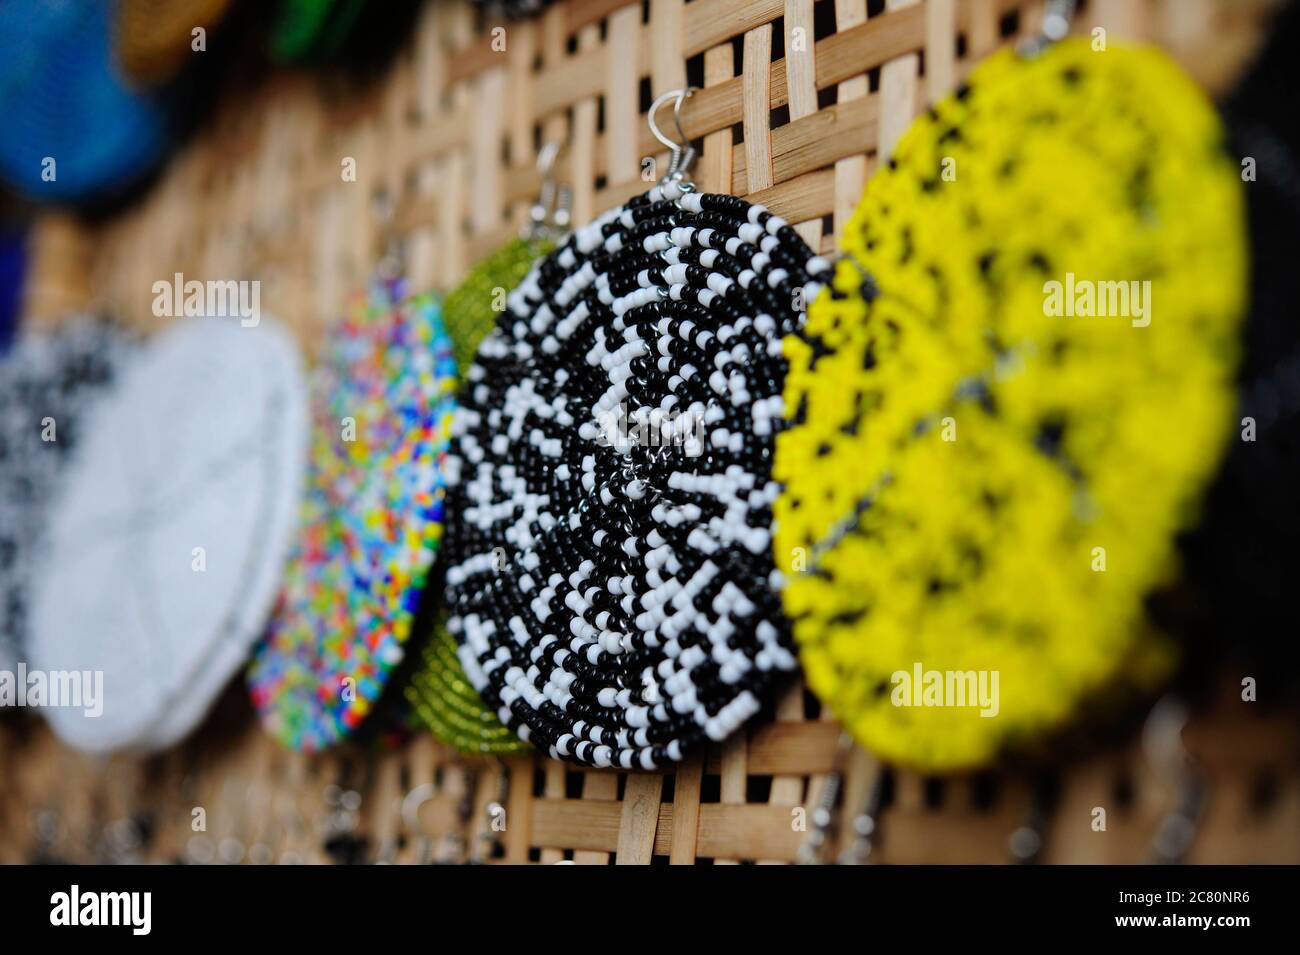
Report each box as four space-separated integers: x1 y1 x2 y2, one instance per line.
398 781 438 864
1143 695 1205 864
527 140 569 239
796 731 855 864
553 183 572 232
1019 0 1077 57
400 782 437 832
648 87 698 185
373 187 404 280
537 140 560 178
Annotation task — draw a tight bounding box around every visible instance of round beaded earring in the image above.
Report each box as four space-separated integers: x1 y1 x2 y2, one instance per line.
440 90 830 769
774 14 1248 772
248 273 458 753
30 318 308 754
406 146 569 756
0 0 170 203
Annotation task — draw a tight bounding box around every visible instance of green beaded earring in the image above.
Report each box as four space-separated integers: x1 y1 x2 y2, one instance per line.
405 144 570 755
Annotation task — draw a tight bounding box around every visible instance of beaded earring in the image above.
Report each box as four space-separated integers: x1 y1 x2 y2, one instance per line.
29 318 309 754
407 147 569 756
248 285 456 753
248 207 459 753
440 89 830 769
773 5 1249 772
0 319 134 679
0 0 170 203
268 0 366 65
116 0 236 87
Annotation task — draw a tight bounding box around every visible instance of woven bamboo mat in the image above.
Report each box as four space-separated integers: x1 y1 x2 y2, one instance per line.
8 0 1294 864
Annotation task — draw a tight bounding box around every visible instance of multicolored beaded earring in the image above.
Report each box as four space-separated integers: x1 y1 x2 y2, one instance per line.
773 7 1248 772
440 89 829 769
249 222 459 752
406 148 570 756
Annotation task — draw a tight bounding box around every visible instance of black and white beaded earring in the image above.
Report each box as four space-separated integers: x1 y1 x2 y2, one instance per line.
0 318 134 678
441 88 831 769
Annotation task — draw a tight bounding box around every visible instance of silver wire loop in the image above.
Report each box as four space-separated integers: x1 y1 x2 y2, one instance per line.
400 782 437 832
648 87 699 185
536 139 560 178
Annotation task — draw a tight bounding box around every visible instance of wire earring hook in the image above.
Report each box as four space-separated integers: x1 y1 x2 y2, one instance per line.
398 781 437 865
527 139 571 239
373 187 404 280
648 87 698 185
1019 0 1077 57
1143 695 1205 864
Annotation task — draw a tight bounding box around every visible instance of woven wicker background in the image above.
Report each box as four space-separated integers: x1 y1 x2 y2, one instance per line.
4 0 1296 865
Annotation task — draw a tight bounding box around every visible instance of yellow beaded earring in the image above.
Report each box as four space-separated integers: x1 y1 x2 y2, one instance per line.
774 17 1248 771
